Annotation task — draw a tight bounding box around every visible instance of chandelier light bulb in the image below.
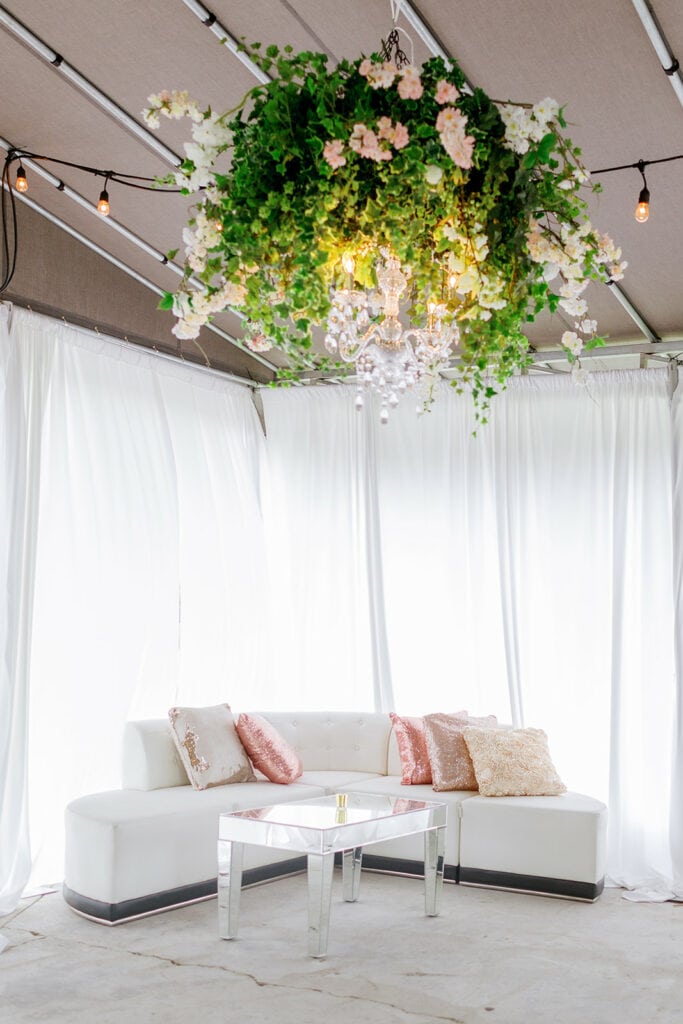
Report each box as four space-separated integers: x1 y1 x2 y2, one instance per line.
341 253 356 275
448 273 458 290
634 187 650 223
97 188 110 216
15 165 28 193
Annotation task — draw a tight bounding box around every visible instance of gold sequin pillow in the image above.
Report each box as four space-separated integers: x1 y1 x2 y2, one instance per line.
168 704 256 790
423 713 498 791
463 726 566 797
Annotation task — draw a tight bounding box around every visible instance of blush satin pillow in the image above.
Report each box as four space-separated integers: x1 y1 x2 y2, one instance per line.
390 711 467 785
463 726 566 797
168 703 256 791
423 712 498 791
236 713 303 785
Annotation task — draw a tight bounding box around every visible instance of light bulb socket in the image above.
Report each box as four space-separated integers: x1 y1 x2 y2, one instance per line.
638 186 650 206
15 165 28 192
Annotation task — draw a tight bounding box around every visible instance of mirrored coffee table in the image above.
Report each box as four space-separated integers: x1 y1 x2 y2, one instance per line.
218 792 447 957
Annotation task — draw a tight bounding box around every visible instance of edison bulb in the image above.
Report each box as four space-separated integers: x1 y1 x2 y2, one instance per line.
634 200 649 223
15 166 28 193
97 190 110 216
635 186 649 223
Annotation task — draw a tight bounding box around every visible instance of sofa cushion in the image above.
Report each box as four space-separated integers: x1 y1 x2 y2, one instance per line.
65 781 324 905
168 704 255 790
389 713 434 785
459 792 607 887
297 770 384 793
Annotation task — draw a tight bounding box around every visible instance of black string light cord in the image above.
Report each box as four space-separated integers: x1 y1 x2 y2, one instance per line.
3 143 683 298
1 147 182 294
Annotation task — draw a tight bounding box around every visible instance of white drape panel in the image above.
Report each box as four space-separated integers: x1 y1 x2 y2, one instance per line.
263 371 679 893
0 308 268 898
667 376 683 900
262 388 386 710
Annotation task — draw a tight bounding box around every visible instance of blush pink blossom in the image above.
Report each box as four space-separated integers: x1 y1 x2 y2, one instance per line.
392 122 410 149
323 139 347 169
436 106 468 133
397 66 423 100
377 116 394 140
435 80 460 105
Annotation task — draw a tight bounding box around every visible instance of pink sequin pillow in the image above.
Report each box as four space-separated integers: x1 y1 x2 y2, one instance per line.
236 714 303 785
423 712 498 791
390 711 467 785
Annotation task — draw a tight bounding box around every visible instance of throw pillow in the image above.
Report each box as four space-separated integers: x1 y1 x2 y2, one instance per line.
236 713 303 785
423 712 498 791
463 726 567 797
168 703 256 791
390 712 434 785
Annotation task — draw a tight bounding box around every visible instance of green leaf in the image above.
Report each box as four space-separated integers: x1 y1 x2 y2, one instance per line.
158 293 174 311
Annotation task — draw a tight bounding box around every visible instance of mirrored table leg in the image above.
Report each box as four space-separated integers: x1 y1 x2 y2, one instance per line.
307 852 335 958
342 846 363 902
424 826 445 917
218 839 244 939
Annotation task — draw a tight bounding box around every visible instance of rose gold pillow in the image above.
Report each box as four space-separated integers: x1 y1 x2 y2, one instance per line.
463 726 566 797
390 713 433 785
390 711 467 785
423 712 498 791
236 713 303 785
168 704 256 791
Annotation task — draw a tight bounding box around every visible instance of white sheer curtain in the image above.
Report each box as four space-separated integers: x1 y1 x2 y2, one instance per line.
0 307 268 903
263 371 680 895
262 387 384 710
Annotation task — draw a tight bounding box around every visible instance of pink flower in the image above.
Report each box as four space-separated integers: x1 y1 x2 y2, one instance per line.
439 127 475 169
358 59 372 78
435 80 460 105
392 122 409 149
397 66 423 100
377 116 393 141
436 106 468 133
323 139 346 170
349 123 366 153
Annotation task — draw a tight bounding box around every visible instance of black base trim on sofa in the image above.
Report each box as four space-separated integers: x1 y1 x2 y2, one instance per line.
459 866 605 901
335 852 458 883
63 856 308 925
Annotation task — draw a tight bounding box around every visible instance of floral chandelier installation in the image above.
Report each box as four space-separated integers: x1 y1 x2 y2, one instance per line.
145 39 626 421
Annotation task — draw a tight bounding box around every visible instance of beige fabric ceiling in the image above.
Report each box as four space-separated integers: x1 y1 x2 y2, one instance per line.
1 0 682 381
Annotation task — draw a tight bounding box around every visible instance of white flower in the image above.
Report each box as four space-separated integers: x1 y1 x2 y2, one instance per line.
532 97 559 124
576 318 597 335
559 296 589 317
562 330 584 356
425 164 443 185
571 364 590 386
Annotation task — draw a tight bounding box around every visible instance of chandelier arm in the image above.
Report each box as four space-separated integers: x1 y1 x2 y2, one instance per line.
337 322 382 362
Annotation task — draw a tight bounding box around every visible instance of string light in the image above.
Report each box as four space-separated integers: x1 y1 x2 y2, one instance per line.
634 160 650 223
15 164 28 192
97 178 110 216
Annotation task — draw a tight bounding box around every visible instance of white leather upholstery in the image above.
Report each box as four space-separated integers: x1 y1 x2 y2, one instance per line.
297 770 383 792
65 712 608 919
335 775 472 867
122 720 188 790
65 781 323 904
459 792 607 884
259 712 393 774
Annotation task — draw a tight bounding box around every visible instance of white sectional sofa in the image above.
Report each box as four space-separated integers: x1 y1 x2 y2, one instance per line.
64 712 607 923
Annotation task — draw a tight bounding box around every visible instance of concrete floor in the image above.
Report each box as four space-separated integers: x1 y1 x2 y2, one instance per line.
1 873 682 1024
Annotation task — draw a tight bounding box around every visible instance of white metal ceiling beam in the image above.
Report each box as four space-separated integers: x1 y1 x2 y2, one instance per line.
180 0 272 83
630 0 683 107
1 181 274 384
0 5 181 167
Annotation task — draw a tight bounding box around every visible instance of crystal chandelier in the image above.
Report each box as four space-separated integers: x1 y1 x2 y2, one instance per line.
324 251 458 423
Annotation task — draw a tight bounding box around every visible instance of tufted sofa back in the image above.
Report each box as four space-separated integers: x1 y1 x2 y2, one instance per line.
122 711 395 791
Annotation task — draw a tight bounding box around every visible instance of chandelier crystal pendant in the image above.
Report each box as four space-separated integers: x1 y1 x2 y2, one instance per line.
324 252 458 423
